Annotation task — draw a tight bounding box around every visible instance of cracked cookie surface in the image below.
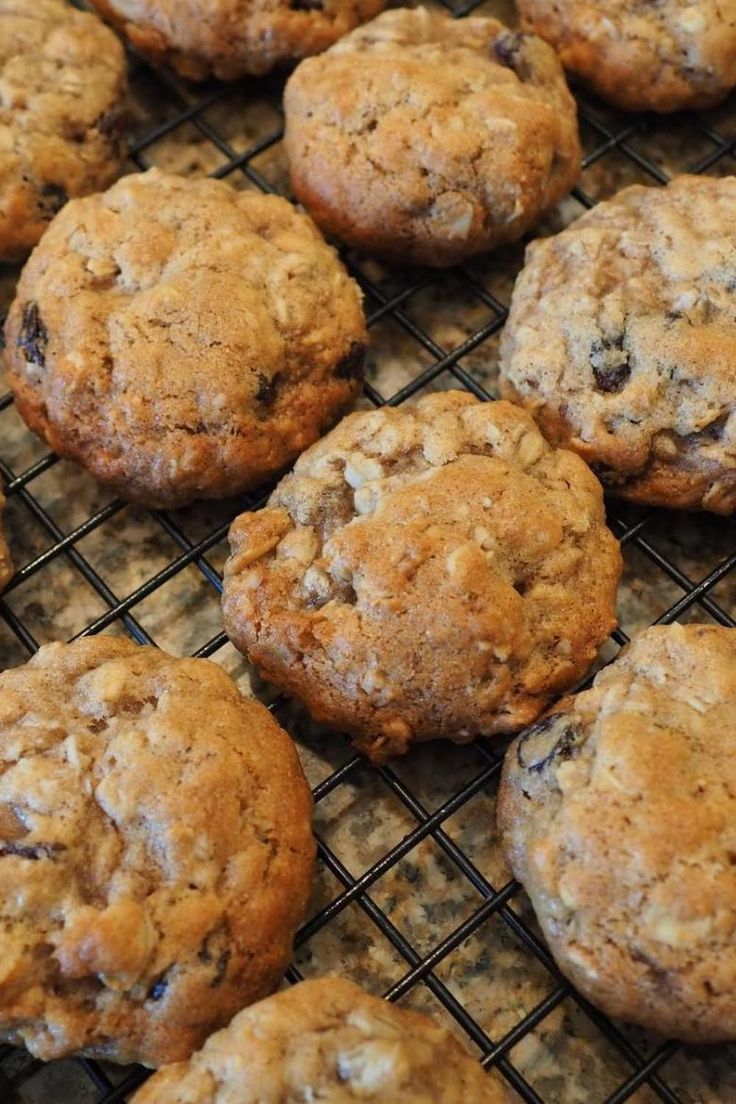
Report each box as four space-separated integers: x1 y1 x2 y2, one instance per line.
0 636 314 1066
0 0 129 262
3 169 367 508
222 391 621 761
130 976 505 1103
517 0 736 112
500 176 736 514
89 0 386 81
499 623 736 1042
283 7 581 267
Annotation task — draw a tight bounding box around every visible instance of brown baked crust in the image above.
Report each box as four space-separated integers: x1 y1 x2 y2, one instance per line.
0 636 314 1066
222 391 621 761
3 169 367 509
283 8 581 268
130 977 505 1103
90 0 386 81
499 623 736 1043
0 0 128 262
517 0 736 112
500 175 736 514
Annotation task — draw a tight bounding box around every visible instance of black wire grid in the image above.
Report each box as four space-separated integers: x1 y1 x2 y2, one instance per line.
2 2 736 1101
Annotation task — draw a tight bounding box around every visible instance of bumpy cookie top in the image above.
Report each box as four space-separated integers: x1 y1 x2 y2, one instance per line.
517 0 736 112
0 637 314 1066
499 623 736 1042
500 176 736 513
90 0 386 81
131 977 505 1103
223 392 621 761
4 169 367 508
0 0 128 261
284 8 581 267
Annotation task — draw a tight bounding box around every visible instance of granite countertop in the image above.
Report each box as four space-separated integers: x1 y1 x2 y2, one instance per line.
2 3 736 1100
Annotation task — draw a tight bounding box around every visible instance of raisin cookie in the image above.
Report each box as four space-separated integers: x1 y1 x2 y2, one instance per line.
4 169 367 509
0 636 314 1065
283 8 581 267
0 488 11 592
499 623 736 1042
500 176 736 514
0 0 129 262
131 977 505 1103
222 391 621 762
90 0 386 81
517 0 736 113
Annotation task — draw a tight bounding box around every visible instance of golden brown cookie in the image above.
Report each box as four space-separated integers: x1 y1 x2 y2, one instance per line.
517 0 736 113
222 391 621 761
0 636 314 1065
89 0 386 81
500 175 736 514
0 0 129 262
130 977 505 1103
283 8 581 267
499 623 736 1043
3 169 367 509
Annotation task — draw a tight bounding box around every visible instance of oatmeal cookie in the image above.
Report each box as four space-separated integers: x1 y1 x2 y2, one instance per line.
3 169 367 508
499 623 736 1042
222 391 621 761
130 977 505 1103
90 0 386 81
500 175 736 513
517 0 736 112
0 0 128 262
0 636 314 1065
283 7 581 267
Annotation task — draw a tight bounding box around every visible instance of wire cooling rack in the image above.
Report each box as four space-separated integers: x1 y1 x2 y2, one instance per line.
2 2 736 1101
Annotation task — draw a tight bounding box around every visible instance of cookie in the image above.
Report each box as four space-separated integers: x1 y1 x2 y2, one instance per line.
517 0 736 113
0 488 11 593
222 391 621 762
500 175 736 514
0 636 314 1065
130 976 505 1103
3 169 367 509
283 7 581 268
0 0 129 263
89 0 386 81
499 623 736 1042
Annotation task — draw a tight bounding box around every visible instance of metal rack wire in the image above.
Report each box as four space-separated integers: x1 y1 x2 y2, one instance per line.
1 1 736 1100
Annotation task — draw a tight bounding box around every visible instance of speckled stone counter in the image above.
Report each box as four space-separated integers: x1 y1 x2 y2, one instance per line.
2 2 736 1100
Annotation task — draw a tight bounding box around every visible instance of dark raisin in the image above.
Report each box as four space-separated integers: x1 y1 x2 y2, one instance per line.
210 949 231 988
516 714 583 774
492 31 531 78
589 461 632 488
18 302 48 368
290 0 323 8
589 334 631 393
148 978 168 1001
334 341 366 382
38 183 68 218
255 371 282 405
0 842 65 861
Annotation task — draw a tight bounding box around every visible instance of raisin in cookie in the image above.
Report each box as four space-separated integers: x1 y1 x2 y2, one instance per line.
500 175 736 514
0 0 128 262
0 636 314 1065
222 391 621 762
517 0 736 113
4 169 367 509
131 977 505 1103
499 623 736 1042
89 0 386 81
283 8 581 268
